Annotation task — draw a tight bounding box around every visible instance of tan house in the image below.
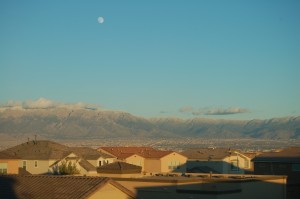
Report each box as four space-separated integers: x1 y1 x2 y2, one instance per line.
0 175 137 199
0 152 20 174
182 148 252 174
1 140 116 175
98 147 187 174
98 147 151 171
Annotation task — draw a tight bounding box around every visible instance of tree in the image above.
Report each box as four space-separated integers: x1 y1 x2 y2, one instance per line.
54 160 80 175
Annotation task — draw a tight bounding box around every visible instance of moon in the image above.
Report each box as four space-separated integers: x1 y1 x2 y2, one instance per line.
97 17 104 24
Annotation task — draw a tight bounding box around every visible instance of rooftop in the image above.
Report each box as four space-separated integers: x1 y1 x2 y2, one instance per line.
97 162 142 174
1 140 114 160
252 147 300 163
182 148 240 160
0 175 136 199
99 147 177 159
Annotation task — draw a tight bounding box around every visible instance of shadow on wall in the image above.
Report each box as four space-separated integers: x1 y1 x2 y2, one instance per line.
134 179 288 199
186 160 250 174
0 176 18 199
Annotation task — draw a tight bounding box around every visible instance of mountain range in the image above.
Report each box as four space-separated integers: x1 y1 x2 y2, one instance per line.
0 108 300 140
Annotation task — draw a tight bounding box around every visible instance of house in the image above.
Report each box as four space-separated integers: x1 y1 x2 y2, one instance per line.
98 147 152 171
49 152 98 175
70 147 116 167
97 162 142 177
142 150 187 173
0 175 137 199
0 152 20 174
98 147 187 174
252 147 300 184
1 140 116 175
182 148 252 174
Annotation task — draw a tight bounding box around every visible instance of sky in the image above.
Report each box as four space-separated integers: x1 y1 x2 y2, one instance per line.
0 0 299 120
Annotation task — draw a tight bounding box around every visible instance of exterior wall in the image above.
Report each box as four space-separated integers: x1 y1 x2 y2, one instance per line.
187 153 251 174
186 160 224 173
0 159 19 174
88 183 133 199
125 155 145 171
19 160 50 174
144 159 161 173
223 154 251 174
161 153 187 173
254 162 300 184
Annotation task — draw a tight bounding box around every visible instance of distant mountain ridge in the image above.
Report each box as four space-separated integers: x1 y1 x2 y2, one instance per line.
0 108 299 140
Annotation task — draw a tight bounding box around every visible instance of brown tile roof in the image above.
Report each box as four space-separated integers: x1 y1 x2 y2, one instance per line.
0 151 20 159
0 175 137 199
70 147 115 159
1 140 70 160
78 159 96 172
252 147 300 163
99 147 176 159
182 148 240 160
97 162 142 174
1 140 114 161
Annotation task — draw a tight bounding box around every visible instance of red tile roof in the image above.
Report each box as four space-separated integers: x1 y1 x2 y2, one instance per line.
99 147 175 159
0 175 137 199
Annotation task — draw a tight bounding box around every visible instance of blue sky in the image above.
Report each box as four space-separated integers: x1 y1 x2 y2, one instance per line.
1 0 299 120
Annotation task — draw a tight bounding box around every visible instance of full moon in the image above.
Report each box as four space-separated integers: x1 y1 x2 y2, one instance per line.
97 17 104 24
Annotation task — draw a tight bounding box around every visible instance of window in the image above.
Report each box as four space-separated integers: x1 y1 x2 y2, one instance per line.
292 164 300 172
34 160 38 168
22 161 27 169
0 163 8 174
99 161 102 166
231 160 239 171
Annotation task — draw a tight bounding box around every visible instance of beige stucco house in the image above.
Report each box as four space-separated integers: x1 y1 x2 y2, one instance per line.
98 147 187 174
1 140 116 175
182 148 252 174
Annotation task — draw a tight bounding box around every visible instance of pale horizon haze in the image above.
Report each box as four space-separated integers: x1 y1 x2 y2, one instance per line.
1 0 299 120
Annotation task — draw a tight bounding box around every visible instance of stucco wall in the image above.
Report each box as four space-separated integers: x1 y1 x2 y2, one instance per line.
88 183 132 199
20 160 50 174
161 153 187 173
125 155 145 171
0 159 19 174
144 159 161 173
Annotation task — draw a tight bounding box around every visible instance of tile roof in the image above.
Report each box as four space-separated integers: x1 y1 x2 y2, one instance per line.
0 151 20 159
182 148 240 160
99 147 176 159
70 147 115 159
252 147 300 163
1 140 113 161
0 175 137 199
78 159 97 172
1 140 70 160
97 162 142 174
